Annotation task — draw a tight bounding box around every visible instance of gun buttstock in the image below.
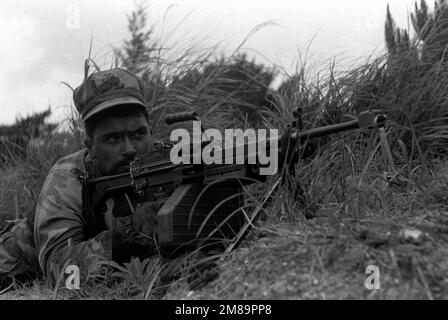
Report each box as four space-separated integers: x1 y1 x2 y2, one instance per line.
290 110 387 141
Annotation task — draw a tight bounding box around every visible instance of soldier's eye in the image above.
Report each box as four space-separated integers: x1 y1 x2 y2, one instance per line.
133 129 147 138
105 135 120 143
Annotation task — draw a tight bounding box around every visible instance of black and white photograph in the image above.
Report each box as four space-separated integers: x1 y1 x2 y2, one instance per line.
0 0 446 304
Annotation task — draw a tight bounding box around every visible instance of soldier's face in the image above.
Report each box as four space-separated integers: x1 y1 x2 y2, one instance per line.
88 113 151 175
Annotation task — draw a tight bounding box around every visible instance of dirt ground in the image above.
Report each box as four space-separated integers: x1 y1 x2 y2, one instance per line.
163 214 448 300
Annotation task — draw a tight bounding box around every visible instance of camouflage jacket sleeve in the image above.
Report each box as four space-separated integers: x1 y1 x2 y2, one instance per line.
34 167 113 284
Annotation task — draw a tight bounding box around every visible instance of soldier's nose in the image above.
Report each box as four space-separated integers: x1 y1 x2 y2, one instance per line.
122 137 137 158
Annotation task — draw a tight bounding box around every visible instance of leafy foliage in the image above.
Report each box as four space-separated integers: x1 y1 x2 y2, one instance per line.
385 4 412 56
114 2 158 74
0 108 56 165
111 256 162 299
385 0 448 64
169 53 276 128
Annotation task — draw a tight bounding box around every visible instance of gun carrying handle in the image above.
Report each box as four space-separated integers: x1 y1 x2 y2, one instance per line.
164 112 199 125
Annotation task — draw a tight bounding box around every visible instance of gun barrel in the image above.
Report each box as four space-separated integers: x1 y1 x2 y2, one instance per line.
293 119 360 141
291 111 385 141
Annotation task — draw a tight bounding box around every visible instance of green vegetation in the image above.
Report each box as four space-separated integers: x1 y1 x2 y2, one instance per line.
2 1 448 299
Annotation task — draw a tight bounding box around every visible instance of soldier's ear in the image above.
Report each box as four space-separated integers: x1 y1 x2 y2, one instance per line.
85 137 93 155
86 143 97 160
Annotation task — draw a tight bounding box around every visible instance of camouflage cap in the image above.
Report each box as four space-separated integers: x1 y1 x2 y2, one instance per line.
73 68 146 121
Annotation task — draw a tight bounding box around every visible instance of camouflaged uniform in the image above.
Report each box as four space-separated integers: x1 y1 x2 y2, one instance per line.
34 148 158 284
0 218 38 279
33 149 108 282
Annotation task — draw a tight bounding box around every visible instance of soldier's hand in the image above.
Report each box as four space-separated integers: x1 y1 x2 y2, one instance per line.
130 202 159 246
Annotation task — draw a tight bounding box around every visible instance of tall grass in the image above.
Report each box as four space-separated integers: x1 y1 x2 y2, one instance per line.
0 126 82 225
0 32 442 243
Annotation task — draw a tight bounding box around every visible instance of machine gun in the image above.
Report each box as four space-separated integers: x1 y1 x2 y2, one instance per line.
84 110 387 257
